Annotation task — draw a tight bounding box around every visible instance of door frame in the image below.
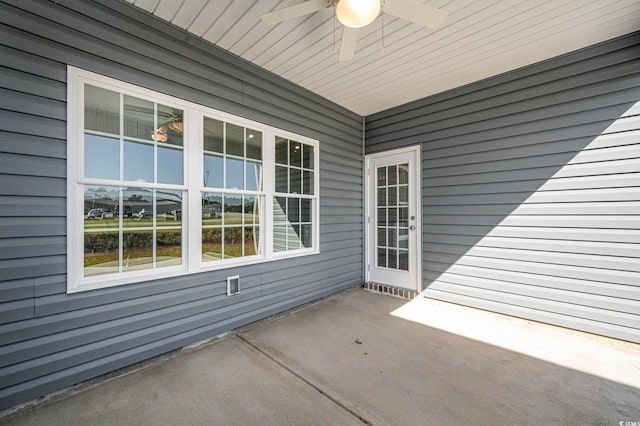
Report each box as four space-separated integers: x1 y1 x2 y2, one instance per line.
365 145 422 291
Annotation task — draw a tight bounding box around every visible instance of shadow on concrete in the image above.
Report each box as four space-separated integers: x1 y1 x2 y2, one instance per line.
3 289 639 425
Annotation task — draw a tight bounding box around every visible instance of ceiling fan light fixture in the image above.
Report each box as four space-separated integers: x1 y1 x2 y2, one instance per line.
336 0 380 28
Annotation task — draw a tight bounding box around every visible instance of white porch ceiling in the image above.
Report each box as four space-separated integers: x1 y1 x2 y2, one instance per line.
126 0 640 116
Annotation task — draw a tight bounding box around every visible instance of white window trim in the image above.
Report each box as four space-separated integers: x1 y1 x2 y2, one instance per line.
67 66 319 293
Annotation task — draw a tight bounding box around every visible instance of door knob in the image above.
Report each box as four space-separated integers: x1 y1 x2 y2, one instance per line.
409 225 416 231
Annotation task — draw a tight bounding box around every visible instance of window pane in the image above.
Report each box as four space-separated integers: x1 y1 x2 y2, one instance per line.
300 199 311 223
124 95 154 141
399 186 408 204
246 160 262 191
157 146 183 185
123 230 153 271
288 224 301 250
388 248 397 269
226 123 244 157
301 224 312 248
157 104 183 147
224 194 243 225
202 227 222 261
123 188 153 226
85 134 119 180
243 196 259 225
225 157 244 190
202 193 222 226
289 168 301 194
399 207 408 228
388 227 397 248
156 190 182 227
388 165 397 185
246 129 262 160
85 85 119 135
377 188 386 206
399 228 409 249
157 229 181 268
398 163 409 184
377 167 387 186
84 185 119 229
303 144 314 170
377 207 386 226
273 197 287 224
84 231 119 277
388 207 398 228
287 198 300 223
204 154 223 188
303 171 313 195
124 141 153 183
275 166 288 193
388 186 397 205
224 226 242 258
275 137 288 165
399 250 409 271
244 227 259 256
289 140 302 167
274 225 286 252
377 247 387 268
377 228 386 247
204 117 223 153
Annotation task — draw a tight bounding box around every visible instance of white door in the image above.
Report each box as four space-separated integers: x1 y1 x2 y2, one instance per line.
366 146 421 291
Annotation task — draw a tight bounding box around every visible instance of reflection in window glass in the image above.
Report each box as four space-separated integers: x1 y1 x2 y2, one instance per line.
158 146 183 185
156 190 183 227
85 85 119 135
204 117 224 154
275 138 288 164
225 157 244 190
226 123 245 157
84 232 119 277
202 192 261 262
123 230 153 271
301 199 311 223
289 168 301 194
289 141 302 167
157 104 183 147
204 155 224 188
246 161 262 191
272 196 310 252
244 196 258 225
288 224 301 250
275 166 288 193
85 134 119 180
301 224 312 248
303 145 314 169
303 171 314 195
376 161 409 272
204 117 262 192
272 136 316 253
124 95 154 141
124 141 154 183
246 130 262 160
83 185 182 277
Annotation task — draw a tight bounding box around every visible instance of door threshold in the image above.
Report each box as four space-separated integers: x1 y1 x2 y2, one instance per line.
364 282 419 300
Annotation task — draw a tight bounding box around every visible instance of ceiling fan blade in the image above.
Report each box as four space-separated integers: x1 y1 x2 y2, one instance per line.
339 27 359 61
261 0 328 25
384 0 448 30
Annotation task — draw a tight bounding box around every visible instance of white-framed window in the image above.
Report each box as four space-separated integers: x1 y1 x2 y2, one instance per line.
67 67 319 293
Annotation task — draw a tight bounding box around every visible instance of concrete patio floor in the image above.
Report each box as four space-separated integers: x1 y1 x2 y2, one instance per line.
2 288 640 425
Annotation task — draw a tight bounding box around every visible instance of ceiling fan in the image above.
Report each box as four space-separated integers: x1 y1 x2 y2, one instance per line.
261 0 448 61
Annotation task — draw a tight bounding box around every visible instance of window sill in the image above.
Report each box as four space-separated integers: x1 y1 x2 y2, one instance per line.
68 249 320 294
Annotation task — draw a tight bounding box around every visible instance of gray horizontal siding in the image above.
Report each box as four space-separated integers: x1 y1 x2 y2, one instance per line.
366 31 640 344
0 0 363 411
